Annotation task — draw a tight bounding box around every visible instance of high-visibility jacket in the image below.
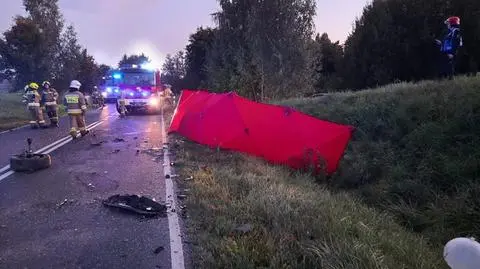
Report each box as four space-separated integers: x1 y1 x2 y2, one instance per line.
441 26 463 55
41 88 59 106
23 90 41 108
63 90 87 115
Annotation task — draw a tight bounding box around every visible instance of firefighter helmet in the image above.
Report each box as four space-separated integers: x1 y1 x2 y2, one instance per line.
42 81 51 87
445 16 460 26
69 80 81 89
28 82 39 90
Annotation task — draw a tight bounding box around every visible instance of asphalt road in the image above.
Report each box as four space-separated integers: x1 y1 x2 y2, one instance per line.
0 104 187 269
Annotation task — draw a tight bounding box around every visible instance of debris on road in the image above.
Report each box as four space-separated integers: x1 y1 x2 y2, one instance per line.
90 141 106 147
177 194 187 200
185 176 194 181
113 138 126 143
56 198 75 209
153 246 165 254
102 194 167 217
112 149 121 154
10 138 52 172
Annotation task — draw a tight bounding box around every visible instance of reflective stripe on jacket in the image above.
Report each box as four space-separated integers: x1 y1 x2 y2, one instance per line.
23 90 41 107
64 90 87 115
42 88 59 105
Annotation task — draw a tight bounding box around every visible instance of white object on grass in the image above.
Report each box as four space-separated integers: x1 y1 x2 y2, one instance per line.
444 237 480 269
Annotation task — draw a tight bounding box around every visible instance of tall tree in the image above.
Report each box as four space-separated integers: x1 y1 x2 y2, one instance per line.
76 49 99 93
23 0 64 79
55 25 82 90
207 0 316 100
341 0 480 89
311 33 344 91
118 53 151 67
161 51 186 92
184 27 216 88
0 16 46 88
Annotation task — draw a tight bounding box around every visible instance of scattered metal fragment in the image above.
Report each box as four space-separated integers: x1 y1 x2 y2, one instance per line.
56 199 68 208
102 194 167 217
153 246 165 254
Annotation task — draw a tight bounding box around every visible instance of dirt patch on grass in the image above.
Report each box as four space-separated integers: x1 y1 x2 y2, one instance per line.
172 136 446 269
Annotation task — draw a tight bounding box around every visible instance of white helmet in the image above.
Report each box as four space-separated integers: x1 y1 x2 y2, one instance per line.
69 80 81 89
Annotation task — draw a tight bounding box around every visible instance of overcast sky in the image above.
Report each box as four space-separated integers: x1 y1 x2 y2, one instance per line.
0 0 369 67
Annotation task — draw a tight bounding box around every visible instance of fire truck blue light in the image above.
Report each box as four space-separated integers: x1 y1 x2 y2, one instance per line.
113 73 122 79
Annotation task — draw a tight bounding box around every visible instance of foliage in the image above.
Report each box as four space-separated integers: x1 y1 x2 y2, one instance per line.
341 0 480 89
0 0 107 93
183 27 216 89
310 33 344 92
175 136 445 269
161 51 186 92
201 0 317 100
118 53 151 67
281 76 480 246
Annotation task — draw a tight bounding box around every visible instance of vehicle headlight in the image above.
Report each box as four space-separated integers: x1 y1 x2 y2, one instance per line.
149 97 159 106
101 91 107 97
106 87 112 93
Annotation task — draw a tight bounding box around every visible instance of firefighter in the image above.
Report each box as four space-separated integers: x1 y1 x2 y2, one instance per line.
92 86 104 108
41 81 59 127
118 89 127 117
63 80 89 138
435 16 463 80
23 82 47 129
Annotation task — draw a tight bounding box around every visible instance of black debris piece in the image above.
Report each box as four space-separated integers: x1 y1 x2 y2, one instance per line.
102 194 167 217
165 174 170 179
113 138 126 143
153 246 165 254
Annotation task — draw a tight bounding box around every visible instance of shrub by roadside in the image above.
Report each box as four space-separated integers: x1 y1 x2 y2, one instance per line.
280 76 480 246
173 137 446 269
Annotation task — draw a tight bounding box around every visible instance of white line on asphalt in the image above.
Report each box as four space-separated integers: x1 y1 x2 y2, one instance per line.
0 120 101 175
161 110 186 269
0 124 29 135
0 120 104 182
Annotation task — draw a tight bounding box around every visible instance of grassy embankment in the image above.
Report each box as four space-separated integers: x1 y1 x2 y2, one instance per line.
0 92 69 131
172 76 480 268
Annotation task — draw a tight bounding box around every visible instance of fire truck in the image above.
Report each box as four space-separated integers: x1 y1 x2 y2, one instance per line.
100 70 122 103
113 64 164 115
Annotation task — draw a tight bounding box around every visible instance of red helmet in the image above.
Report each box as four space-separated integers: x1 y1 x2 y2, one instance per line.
445 16 460 26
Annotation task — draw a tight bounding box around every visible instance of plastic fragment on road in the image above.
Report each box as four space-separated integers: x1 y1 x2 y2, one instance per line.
444 237 480 269
102 194 167 217
168 90 355 175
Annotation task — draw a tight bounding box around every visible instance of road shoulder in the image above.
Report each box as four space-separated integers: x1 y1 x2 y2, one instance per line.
173 137 446 269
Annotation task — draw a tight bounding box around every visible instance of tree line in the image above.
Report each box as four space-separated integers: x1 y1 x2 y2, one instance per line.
161 0 480 100
0 0 107 93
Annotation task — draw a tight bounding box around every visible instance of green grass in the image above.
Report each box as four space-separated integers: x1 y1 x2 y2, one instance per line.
172 76 480 268
0 92 67 131
174 138 445 268
279 76 480 245
0 92 32 130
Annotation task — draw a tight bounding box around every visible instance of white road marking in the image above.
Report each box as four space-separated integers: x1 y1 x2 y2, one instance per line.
160 109 186 269
0 120 104 182
0 124 29 135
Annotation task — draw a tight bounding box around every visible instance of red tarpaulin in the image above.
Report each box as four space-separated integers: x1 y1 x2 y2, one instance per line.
168 90 355 174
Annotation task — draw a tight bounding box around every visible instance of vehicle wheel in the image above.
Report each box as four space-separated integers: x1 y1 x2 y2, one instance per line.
10 153 52 172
